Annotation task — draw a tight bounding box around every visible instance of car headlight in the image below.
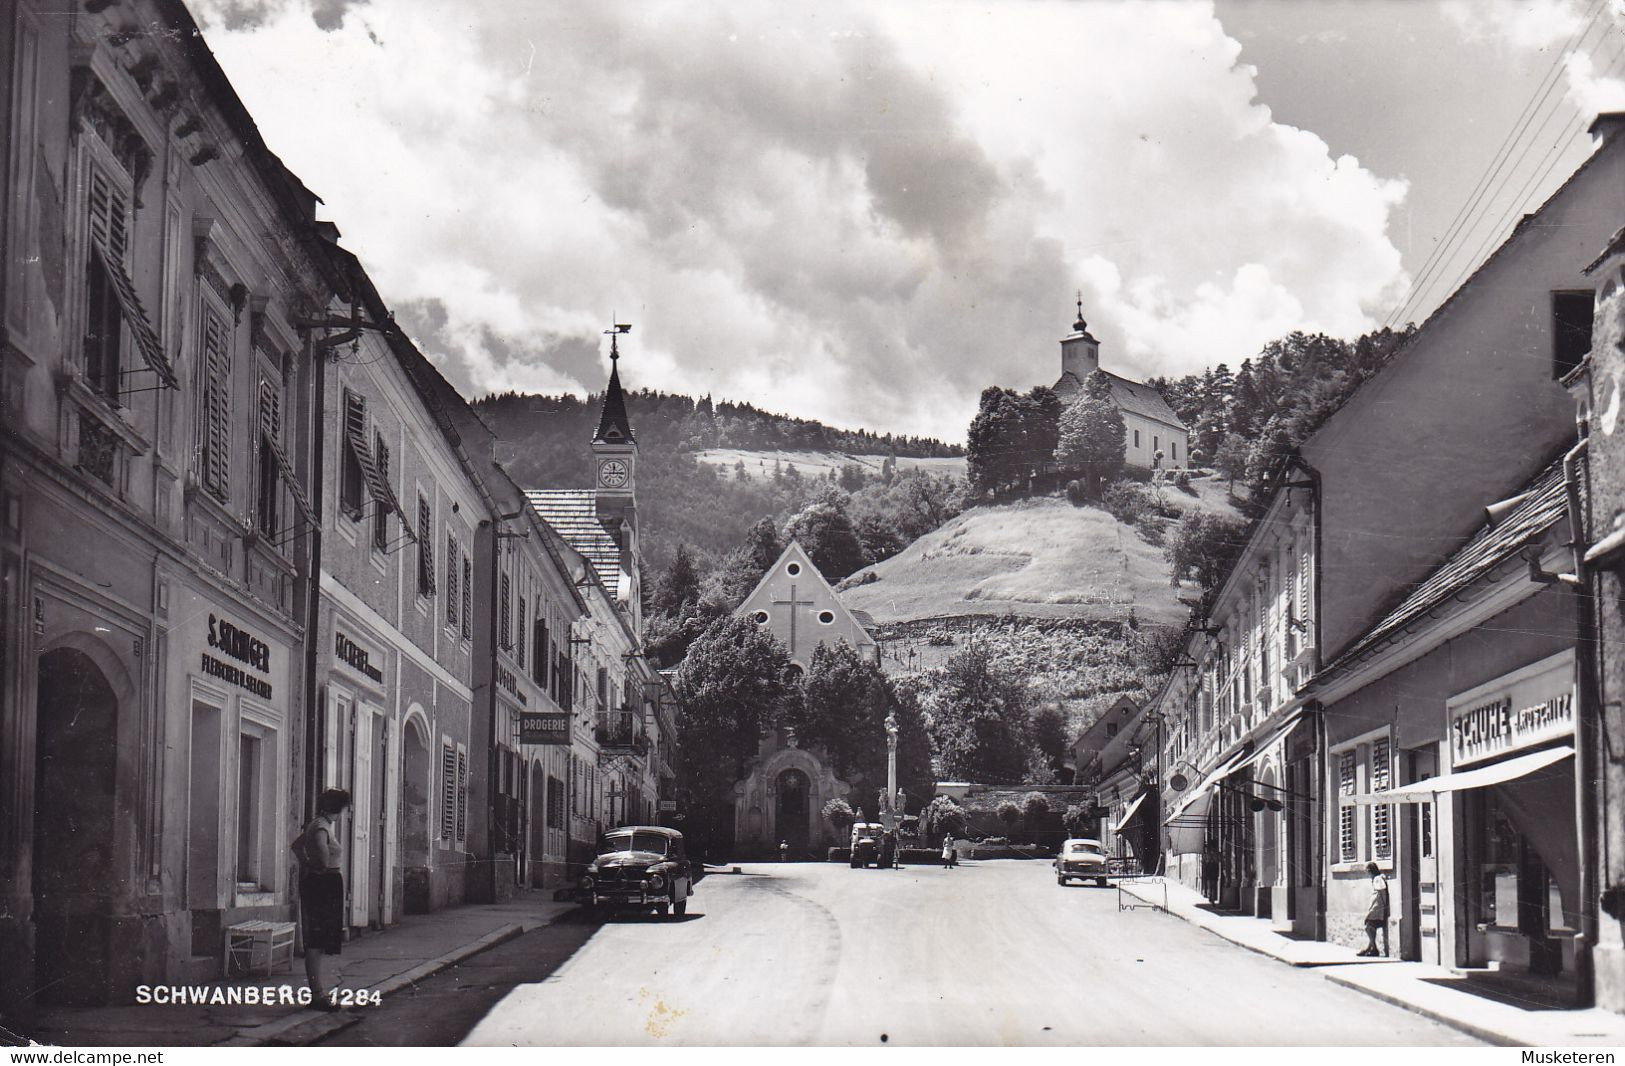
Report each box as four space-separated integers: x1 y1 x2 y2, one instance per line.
647 872 666 890
579 875 594 891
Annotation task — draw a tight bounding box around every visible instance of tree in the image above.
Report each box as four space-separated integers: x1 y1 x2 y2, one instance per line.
854 513 904 565
673 616 798 852
924 643 1033 785
1062 804 1096 838
742 516 783 571
790 641 934 806
1031 705 1069 779
996 800 1022 836
783 487 869 582
1054 371 1126 496
920 795 967 841
967 386 1021 496
1015 386 1063 489
1165 511 1251 593
653 543 702 617
1022 791 1053 837
1213 432 1251 492
822 797 855 835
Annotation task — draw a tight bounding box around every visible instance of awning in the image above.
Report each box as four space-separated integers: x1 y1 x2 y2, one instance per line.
90 240 178 389
1165 747 1249 825
1112 791 1148 834
1349 746 1573 805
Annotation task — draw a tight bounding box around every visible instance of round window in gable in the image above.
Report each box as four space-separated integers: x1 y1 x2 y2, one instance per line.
786 561 802 576
754 610 770 625
818 610 835 625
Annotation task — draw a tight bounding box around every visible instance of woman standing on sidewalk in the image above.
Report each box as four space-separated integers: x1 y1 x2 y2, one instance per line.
294 788 352 1008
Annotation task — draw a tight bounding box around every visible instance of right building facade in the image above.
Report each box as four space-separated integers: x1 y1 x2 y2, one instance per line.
1152 111 1625 1011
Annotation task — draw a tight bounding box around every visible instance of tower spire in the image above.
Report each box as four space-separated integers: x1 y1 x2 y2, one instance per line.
1074 291 1087 333
595 321 635 444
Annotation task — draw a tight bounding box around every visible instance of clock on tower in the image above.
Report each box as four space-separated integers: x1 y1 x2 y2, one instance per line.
598 458 630 488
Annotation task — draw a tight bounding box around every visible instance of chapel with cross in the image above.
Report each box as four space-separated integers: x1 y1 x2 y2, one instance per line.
734 541 879 670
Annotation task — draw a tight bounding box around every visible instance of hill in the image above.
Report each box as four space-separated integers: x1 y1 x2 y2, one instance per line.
839 477 1239 629
696 449 967 483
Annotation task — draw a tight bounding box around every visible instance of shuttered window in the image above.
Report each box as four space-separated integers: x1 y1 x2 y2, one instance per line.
446 536 460 628
460 556 473 640
499 573 512 651
516 595 528 668
532 618 548 687
84 168 129 397
199 303 232 502
416 493 435 596
456 748 467 843
1371 739 1392 860
1338 750 1357 864
441 742 456 840
340 390 366 517
373 436 391 550
255 377 280 535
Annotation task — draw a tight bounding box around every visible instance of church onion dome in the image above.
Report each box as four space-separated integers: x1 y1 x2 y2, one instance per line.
594 359 635 444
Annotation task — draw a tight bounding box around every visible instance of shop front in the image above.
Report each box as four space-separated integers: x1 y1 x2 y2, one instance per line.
320 615 395 929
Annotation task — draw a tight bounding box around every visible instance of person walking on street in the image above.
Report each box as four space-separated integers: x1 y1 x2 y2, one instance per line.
1358 861 1390 957
779 839 789 862
292 788 352 1008
942 833 956 869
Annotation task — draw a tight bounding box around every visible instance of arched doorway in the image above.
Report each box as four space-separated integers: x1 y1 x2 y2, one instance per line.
400 717 431 913
33 647 119 1005
529 762 546 887
1257 765 1280 890
776 768 810 855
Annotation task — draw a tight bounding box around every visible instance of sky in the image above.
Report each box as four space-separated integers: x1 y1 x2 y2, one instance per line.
190 0 1625 442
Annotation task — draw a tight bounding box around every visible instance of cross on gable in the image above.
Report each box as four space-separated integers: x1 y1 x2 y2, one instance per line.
772 584 816 655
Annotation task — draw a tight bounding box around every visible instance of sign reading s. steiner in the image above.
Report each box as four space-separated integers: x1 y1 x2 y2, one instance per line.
1448 651 1575 767
201 613 274 700
519 712 570 745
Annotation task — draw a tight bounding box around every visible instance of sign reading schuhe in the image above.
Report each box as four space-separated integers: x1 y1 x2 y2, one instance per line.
519 712 570 745
202 613 274 700
1448 651 1575 767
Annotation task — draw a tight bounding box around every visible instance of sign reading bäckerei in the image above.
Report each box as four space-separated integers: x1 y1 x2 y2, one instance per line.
1448 651 1575 767
519 712 570 745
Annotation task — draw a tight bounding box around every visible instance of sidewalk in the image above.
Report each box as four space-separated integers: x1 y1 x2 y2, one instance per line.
1118 878 1625 1047
27 891 577 1048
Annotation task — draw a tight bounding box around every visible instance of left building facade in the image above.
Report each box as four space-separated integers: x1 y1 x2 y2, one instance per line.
0 0 344 1015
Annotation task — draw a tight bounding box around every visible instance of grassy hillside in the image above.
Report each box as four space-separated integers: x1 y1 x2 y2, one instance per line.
696 448 968 483
840 479 1239 628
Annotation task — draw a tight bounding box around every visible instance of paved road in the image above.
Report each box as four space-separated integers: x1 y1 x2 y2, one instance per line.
460 860 1485 1046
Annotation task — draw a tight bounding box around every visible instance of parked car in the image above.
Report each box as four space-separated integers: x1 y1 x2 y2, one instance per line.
579 825 694 917
1054 837 1111 887
850 822 883 868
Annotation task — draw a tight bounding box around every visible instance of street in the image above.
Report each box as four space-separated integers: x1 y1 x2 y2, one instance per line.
439 860 1486 1047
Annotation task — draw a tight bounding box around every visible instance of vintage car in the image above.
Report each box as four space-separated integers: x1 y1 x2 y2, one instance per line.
1054 837 1111 886
579 825 694 917
849 822 883 868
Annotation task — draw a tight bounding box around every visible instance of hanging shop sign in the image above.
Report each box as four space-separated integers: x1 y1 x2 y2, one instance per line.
201 612 273 699
1448 651 1575 767
519 711 571 745
335 631 384 684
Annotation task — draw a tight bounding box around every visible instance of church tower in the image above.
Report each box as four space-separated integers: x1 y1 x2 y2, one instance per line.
593 324 641 631
1060 294 1101 388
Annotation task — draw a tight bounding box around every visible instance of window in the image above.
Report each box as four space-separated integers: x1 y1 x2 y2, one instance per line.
532 618 549 687
499 573 512 651
461 556 473 641
1106 723 1118 738
416 493 434 596
1133 429 1140 448
198 302 232 502
787 561 801 576
446 536 460 628
1335 735 1393 865
456 747 467 843
1338 750 1357 864
1153 435 1160 453
373 435 391 550
236 733 262 885
340 390 366 518
1171 440 1177 462
546 775 564 829
1553 290 1594 379
596 666 609 711
441 742 456 840
83 167 129 398
254 378 280 535
517 595 528 668
568 754 577 817
1371 738 1392 860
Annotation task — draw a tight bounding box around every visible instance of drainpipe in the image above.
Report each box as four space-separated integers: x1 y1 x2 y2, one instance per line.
1564 432 1598 1008
301 324 326 825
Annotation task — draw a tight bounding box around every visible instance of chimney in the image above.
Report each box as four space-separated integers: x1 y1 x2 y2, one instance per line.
1588 111 1625 144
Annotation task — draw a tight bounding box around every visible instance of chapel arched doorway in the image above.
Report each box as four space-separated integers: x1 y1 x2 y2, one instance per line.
33 646 119 1005
776 768 810 856
400 717 431 913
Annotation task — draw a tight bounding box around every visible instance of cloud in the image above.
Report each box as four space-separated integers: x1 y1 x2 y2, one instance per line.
188 0 1409 439
1443 0 1625 115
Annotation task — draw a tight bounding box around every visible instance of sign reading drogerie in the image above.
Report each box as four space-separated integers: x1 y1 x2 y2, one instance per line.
519 712 570 745
1448 652 1575 767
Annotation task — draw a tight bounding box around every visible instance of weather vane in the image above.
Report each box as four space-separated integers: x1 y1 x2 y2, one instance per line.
604 317 632 362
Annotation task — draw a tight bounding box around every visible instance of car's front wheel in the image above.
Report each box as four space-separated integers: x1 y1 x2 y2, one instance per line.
1056 874 1066 886
1096 877 1108 887
673 893 687 917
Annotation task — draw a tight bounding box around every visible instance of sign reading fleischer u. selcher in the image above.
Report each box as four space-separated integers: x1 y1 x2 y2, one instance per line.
202 613 274 700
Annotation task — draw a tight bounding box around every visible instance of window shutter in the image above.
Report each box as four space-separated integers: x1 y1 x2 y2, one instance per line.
441 743 456 839
417 494 435 595
461 556 473 640
374 436 390 549
517 595 527 667
1371 739 1392 860
499 573 511 650
456 749 467 842
200 305 232 501
446 536 460 627
86 168 128 264
1338 750 1357 864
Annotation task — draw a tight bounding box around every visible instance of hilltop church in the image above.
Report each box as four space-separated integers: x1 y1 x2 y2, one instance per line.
729 541 881 856
1053 302 1190 472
